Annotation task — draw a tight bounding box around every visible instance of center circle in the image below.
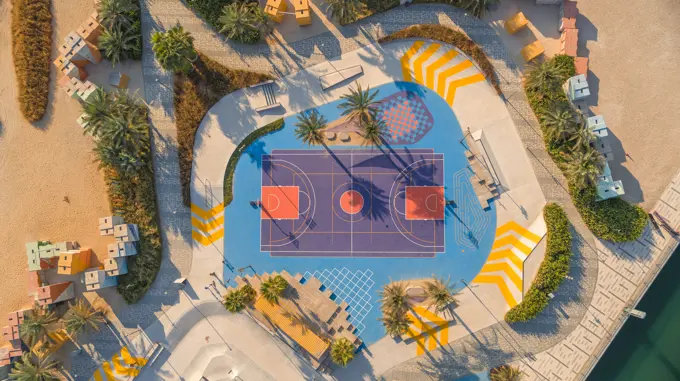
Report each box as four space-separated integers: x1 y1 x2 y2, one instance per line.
340 190 364 215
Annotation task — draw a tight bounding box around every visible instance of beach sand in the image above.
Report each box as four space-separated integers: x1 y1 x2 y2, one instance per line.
0 0 111 343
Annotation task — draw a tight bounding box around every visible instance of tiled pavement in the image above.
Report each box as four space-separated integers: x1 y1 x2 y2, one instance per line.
68 1 680 380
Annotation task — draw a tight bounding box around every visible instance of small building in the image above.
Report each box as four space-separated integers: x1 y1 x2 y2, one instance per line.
76 15 103 44
77 80 99 103
37 282 75 306
587 115 614 161
60 32 102 67
58 60 88 81
108 241 137 257
114 224 139 242
85 270 118 291
26 241 75 271
2 326 19 342
57 248 92 275
559 28 578 57
563 74 590 102
293 0 311 25
264 0 287 23
27 271 42 299
59 76 85 100
558 0 577 32
105 257 128 276
99 216 125 236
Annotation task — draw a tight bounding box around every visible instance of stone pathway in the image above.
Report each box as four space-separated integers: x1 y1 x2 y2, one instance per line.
122 1 680 380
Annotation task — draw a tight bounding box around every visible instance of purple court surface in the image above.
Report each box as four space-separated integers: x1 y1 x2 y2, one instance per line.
260 148 446 257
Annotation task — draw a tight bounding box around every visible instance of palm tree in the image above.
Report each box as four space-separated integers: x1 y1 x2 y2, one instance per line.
98 0 139 29
490 365 523 381
458 0 499 18
240 284 257 304
151 24 198 74
82 88 112 137
338 82 380 127
223 289 246 313
19 305 57 348
295 109 327 146
540 107 578 143
524 61 564 94
330 338 355 367
378 281 409 314
378 310 411 337
251 6 273 37
99 25 141 67
219 2 259 43
566 148 604 188
360 118 386 146
424 276 458 314
324 0 363 25
62 298 107 344
9 354 60 381
569 125 595 151
260 275 288 303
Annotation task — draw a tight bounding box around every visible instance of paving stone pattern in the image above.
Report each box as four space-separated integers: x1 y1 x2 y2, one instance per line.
118 1 680 380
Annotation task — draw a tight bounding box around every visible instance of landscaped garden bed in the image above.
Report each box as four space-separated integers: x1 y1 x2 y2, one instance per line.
505 203 571 323
223 118 285 205
175 53 273 206
524 55 647 242
11 0 52 121
379 24 501 95
97 0 143 65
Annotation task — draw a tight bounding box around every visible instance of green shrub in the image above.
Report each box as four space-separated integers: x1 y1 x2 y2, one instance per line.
97 0 142 63
223 119 285 205
525 55 647 242
11 0 52 122
379 24 501 95
505 204 571 323
175 53 272 206
185 0 232 29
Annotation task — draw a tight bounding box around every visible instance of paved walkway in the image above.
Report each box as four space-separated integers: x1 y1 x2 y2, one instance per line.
116 1 680 381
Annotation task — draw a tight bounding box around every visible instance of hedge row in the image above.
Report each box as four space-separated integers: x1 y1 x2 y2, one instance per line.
505 204 572 323
525 55 647 242
223 119 285 205
378 24 501 95
11 0 52 121
104 111 162 303
175 53 272 206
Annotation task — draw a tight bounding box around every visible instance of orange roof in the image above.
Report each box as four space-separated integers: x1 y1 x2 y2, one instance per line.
254 297 329 359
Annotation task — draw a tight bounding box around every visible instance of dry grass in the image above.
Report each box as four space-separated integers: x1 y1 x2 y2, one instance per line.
174 53 272 206
11 0 52 122
379 24 501 95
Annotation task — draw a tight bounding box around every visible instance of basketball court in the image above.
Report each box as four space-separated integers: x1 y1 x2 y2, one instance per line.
260 148 446 257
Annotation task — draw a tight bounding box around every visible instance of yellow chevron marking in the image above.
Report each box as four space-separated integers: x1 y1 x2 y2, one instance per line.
435 60 473 97
487 249 524 270
407 308 449 356
102 362 115 381
425 50 458 89
191 203 225 220
492 235 532 254
472 274 519 307
405 326 428 356
112 354 139 376
412 306 446 323
479 262 523 291
413 44 441 85
445 74 486 105
495 221 541 243
120 346 147 367
192 215 225 233
192 229 225 246
401 41 425 82
92 369 104 381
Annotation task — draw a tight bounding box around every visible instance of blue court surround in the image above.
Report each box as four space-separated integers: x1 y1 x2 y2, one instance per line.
224 81 497 345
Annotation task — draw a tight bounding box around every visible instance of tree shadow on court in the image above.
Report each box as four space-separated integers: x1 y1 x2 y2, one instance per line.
445 203 480 248
352 175 391 222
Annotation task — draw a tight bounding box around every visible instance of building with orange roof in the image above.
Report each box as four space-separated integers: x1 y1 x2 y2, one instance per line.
57 248 92 275
37 282 75 306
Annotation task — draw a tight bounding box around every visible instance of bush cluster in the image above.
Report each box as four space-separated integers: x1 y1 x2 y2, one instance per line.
185 0 232 29
81 90 160 304
223 119 285 205
175 53 273 206
97 0 143 65
11 0 52 122
505 204 571 323
524 55 647 242
379 24 501 95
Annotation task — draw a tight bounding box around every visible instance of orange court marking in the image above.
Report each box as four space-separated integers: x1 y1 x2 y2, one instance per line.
340 190 364 214
405 186 445 220
261 186 299 220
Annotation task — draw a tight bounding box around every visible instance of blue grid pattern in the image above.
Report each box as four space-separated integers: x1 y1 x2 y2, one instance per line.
303 268 374 336
375 92 434 145
452 168 491 249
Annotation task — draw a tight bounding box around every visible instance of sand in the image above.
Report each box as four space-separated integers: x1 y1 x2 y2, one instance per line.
0 0 111 342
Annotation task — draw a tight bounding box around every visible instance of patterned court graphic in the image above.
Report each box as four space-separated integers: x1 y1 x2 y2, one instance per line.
452 169 492 249
260 149 446 256
304 268 374 336
374 92 434 145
